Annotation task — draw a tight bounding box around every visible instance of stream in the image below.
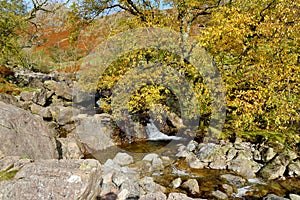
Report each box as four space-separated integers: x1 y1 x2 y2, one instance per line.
89 122 300 199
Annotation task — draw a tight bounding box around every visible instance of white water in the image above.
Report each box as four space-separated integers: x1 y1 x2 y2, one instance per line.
233 178 266 198
146 120 183 141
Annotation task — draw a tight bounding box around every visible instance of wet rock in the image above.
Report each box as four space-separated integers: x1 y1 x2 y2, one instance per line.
0 101 57 159
261 147 277 163
57 136 83 159
263 194 289 200
139 177 166 194
140 192 167 200
0 159 102 200
290 194 300 200
72 114 116 153
287 160 300 177
113 152 134 166
220 174 247 188
211 190 228 200
171 177 182 189
259 151 297 180
182 179 199 194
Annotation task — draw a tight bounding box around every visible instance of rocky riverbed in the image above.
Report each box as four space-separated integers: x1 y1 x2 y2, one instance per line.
0 71 299 199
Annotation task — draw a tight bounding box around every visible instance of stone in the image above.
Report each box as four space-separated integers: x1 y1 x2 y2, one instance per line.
209 154 227 170
72 114 116 153
120 180 140 199
143 153 159 162
187 154 206 169
222 184 233 196
140 192 167 200
113 152 134 166
259 151 296 180
32 89 47 106
228 151 261 178
171 178 182 189
263 194 289 200
30 103 43 114
118 189 130 200
197 143 219 163
0 101 58 159
220 174 247 188
182 179 200 194
290 194 300 200
38 107 52 120
44 80 73 101
287 160 300 177
261 147 277 163
57 137 83 159
0 159 102 200
20 91 35 102
57 107 79 125
139 177 166 194
186 140 198 152
211 190 228 200
168 193 203 200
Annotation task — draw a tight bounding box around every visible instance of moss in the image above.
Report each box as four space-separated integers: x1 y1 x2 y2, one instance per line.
0 170 18 181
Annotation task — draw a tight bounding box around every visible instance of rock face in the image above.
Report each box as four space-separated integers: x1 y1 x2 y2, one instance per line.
0 101 58 159
0 159 102 200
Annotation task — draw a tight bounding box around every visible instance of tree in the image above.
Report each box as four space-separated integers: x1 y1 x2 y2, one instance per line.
199 0 300 141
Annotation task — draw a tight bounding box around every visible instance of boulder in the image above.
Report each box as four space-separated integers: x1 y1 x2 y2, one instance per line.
0 159 102 200
0 101 58 159
72 114 116 153
181 179 200 194
113 152 134 166
57 136 83 159
259 151 297 180
44 80 72 101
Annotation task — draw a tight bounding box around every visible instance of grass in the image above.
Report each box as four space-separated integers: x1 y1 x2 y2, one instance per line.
0 170 18 181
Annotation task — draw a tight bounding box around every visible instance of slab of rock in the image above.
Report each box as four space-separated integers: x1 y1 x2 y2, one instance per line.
0 101 58 159
0 159 102 200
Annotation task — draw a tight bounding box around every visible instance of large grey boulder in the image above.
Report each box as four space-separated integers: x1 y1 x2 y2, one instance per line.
72 114 116 153
0 159 102 200
0 101 58 159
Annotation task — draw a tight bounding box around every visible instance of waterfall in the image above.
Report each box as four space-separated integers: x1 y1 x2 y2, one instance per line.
146 119 182 141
